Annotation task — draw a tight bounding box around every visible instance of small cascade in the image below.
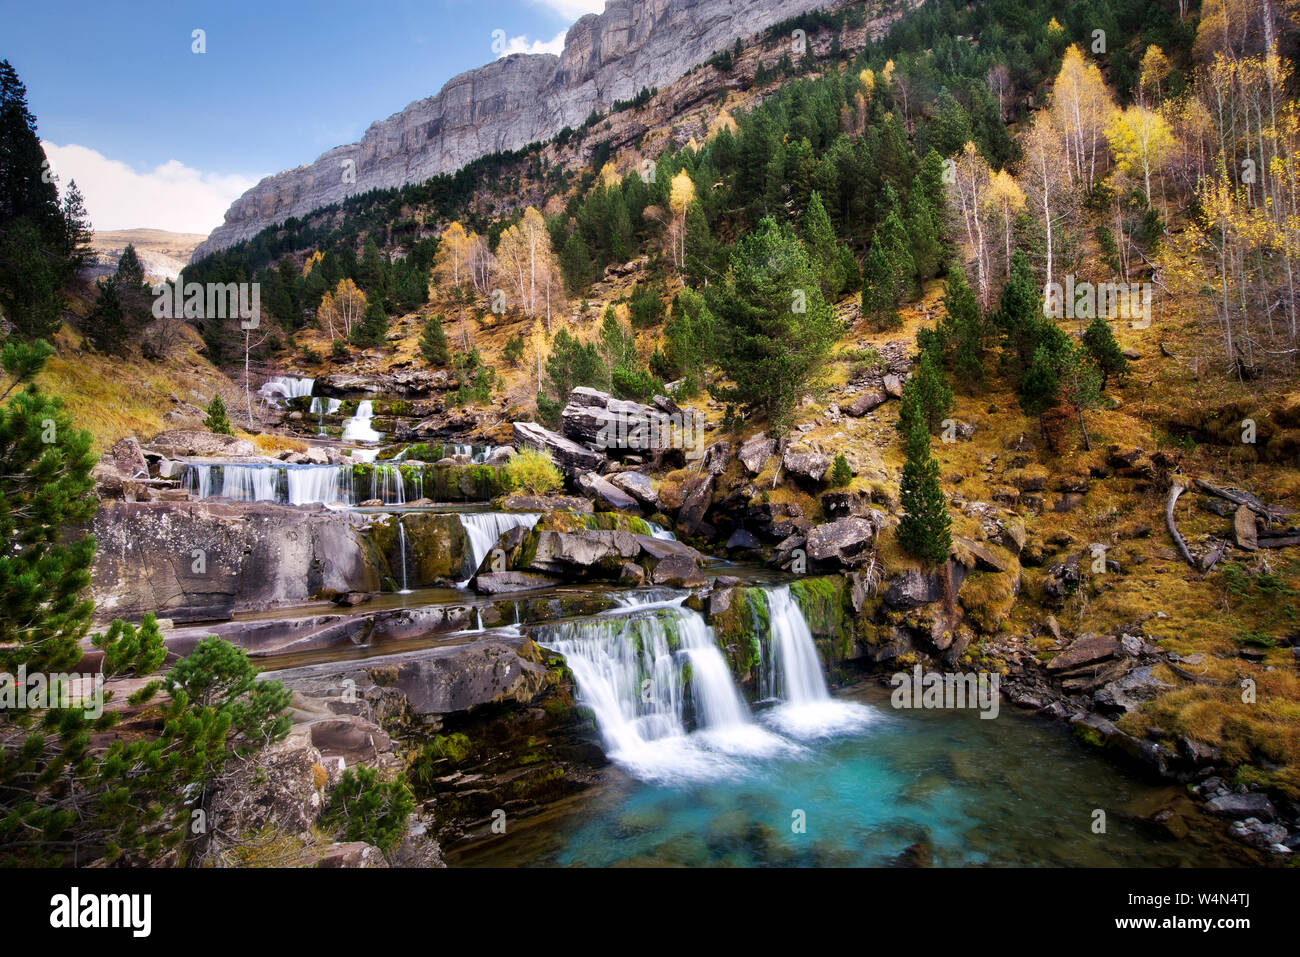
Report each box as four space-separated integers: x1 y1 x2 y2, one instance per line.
181 463 354 506
259 375 315 404
310 396 342 435
761 585 831 705
372 464 405 505
395 516 411 594
342 400 380 443
643 520 677 541
457 512 542 577
536 598 793 782
757 584 873 737
286 465 353 506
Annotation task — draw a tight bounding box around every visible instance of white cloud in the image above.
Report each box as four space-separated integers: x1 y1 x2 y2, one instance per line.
529 0 606 20
39 142 261 234
497 29 569 57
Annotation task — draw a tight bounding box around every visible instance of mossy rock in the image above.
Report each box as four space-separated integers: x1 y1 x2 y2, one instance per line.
958 569 1021 634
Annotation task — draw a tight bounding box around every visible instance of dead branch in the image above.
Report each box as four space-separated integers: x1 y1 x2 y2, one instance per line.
1166 482 1197 569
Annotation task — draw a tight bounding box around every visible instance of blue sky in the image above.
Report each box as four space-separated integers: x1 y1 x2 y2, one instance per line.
2 0 603 231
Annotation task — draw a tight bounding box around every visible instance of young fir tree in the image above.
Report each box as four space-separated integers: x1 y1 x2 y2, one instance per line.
994 250 1041 370
800 191 844 297
706 218 842 431
204 394 233 435
503 332 525 367
908 350 955 433
897 399 952 567
352 296 388 347
86 278 127 354
1081 317 1128 389
419 314 450 366
829 452 853 487
938 266 987 388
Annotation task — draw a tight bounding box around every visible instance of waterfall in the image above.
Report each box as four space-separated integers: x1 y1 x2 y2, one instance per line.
761 585 830 705
310 396 342 435
643 520 677 541
395 516 411 594
342 400 380 443
457 512 542 578
758 584 873 738
372 464 405 505
536 599 795 783
260 375 315 403
182 463 355 506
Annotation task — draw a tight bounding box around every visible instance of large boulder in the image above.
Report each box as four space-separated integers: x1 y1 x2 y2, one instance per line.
512 421 604 475
782 446 830 483
677 474 714 536
609 471 659 509
560 387 678 456
145 429 258 458
576 471 641 512
1046 633 1119 672
805 517 877 567
845 388 888 417
738 433 777 475
883 562 968 609
527 529 642 574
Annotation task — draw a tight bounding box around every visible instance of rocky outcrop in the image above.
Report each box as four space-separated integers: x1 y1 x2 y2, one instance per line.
89 501 385 624
513 421 604 475
145 429 258 458
193 0 840 258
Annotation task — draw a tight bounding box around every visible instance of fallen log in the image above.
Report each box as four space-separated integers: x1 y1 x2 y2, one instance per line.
1193 479 1289 524
1257 535 1300 549
1166 483 1197 569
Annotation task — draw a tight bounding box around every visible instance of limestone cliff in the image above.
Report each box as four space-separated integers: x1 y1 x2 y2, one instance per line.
192 0 838 261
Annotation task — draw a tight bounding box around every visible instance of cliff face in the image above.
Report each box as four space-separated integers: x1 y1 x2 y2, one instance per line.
192 0 837 261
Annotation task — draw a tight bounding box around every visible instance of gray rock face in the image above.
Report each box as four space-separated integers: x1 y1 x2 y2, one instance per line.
782 446 830 483
145 430 259 458
738 433 776 475
576 471 641 512
610 471 659 508
561 387 678 455
90 501 382 624
805 517 877 566
1205 793 1277 821
194 0 838 259
513 420 604 475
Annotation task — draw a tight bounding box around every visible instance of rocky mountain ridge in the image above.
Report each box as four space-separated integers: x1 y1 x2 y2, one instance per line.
191 0 841 261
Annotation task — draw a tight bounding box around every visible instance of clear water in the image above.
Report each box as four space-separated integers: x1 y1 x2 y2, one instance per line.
452 681 1254 868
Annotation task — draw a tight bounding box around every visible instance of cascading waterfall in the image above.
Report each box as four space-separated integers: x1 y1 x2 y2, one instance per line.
757 584 873 737
395 516 411 593
372 464 405 505
536 597 794 783
181 462 374 506
457 512 542 577
342 400 380 443
259 375 315 404
310 396 342 434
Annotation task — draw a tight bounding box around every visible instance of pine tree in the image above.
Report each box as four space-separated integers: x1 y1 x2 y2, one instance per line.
419 314 449 366
351 297 388 346
995 250 1041 369
59 180 93 278
939 266 987 388
503 332 525 367
204 394 233 435
86 278 126 354
908 350 955 432
861 237 899 329
897 410 952 567
706 218 842 430
1082 317 1127 389
801 191 844 296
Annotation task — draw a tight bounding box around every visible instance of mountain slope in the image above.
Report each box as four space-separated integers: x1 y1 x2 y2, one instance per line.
192 0 845 260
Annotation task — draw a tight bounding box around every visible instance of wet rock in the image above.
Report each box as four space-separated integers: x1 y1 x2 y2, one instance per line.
498 493 591 513
649 553 707 587
725 528 761 551
332 591 372 607
473 570 559 595
884 563 966 610
677 474 714 536
1205 793 1277 821
1229 818 1287 849
618 562 646 586
528 529 641 573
